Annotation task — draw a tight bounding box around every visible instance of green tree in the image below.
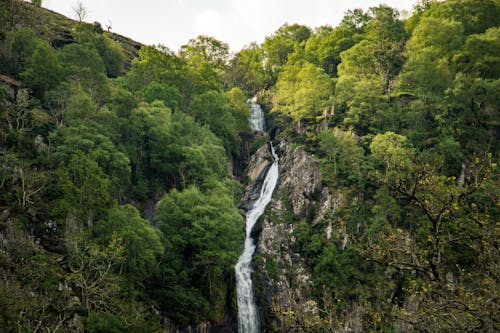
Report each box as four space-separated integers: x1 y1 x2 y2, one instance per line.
58 43 106 76
189 90 241 155
365 152 499 332
53 124 131 197
424 0 500 35
370 131 414 182
56 152 111 226
262 23 312 82
93 205 162 280
456 26 500 78
125 45 180 91
152 185 243 324
304 22 364 77
58 43 109 104
226 43 268 93
226 87 251 135
318 128 364 185
20 41 62 99
272 61 333 131
0 28 39 75
335 40 389 133
335 6 406 134
398 17 464 99
180 35 230 74
93 34 126 77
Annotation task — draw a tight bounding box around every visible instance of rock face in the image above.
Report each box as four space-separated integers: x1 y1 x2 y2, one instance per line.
240 143 274 212
242 140 344 332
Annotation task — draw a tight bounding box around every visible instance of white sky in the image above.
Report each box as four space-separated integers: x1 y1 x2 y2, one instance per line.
43 0 417 53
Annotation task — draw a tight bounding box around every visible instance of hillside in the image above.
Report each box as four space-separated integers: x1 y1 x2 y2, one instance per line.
0 0 499 332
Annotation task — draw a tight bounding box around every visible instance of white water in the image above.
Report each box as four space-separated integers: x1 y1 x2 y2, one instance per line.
235 99 279 333
248 96 265 132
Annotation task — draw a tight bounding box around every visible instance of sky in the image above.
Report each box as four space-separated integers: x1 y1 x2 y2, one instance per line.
43 0 417 53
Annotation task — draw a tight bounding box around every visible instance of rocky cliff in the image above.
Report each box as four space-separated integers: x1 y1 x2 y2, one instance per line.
241 140 345 332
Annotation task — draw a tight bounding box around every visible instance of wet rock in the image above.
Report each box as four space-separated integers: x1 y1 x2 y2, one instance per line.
240 143 274 212
240 139 348 331
251 140 333 331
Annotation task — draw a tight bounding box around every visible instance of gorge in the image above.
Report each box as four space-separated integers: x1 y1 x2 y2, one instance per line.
0 1 498 332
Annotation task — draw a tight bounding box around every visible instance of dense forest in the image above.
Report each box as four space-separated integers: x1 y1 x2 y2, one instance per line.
0 0 498 332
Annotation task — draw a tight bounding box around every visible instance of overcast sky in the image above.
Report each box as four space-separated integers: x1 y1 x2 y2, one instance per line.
43 0 417 52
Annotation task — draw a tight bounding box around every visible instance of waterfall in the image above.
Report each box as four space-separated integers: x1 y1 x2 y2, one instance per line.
235 99 279 333
248 96 265 132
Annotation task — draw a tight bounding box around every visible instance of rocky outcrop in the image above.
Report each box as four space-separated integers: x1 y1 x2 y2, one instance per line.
241 140 345 332
240 143 274 212
274 141 322 217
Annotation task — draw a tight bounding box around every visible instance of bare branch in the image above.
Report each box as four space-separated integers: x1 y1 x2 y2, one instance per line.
72 1 87 22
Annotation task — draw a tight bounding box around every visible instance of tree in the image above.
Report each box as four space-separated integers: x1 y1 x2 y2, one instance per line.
0 153 46 209
125 45 179 91
56 152 111 226
53 124 131 197
0 28 39 75
58 43 110 104
398 17 464 99
73 1 87 22
45 82 72 127
20 41 62 99
64 221 124 313
446 74 500 156
93 205 162 280
365 5 406 42
262 23 312 82
340 8 370 31
318 128 364 185
226 87 251 135
272 61 333 131
93 35 125 77
370 131 414 182
58 43 106 76
423 0 500 35
364 152 499 332
226 43 268 93
152 185 243 324
335 6 406 134
3 87 38 135
304 23 362 77
180 35 230 74
457 26 500 79
189 90 241 155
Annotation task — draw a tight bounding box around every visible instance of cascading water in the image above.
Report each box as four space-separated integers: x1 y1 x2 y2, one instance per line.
235 98 279 333
248 96 265 132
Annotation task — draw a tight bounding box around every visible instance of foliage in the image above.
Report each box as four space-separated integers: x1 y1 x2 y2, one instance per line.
318 128 365 185
93 204 162 280
20 41 63 99
254 1 499 331
0 3 250 330
180 35 230 74
262 23 312 82
55 152 111 225
226 43 268 94
1 1 499 332
152 185 243 324
272 61 333 129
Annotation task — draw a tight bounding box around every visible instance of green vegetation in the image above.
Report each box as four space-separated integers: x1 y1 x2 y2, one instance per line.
0 0 498 332
0 1 248 331
244 0 498 331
